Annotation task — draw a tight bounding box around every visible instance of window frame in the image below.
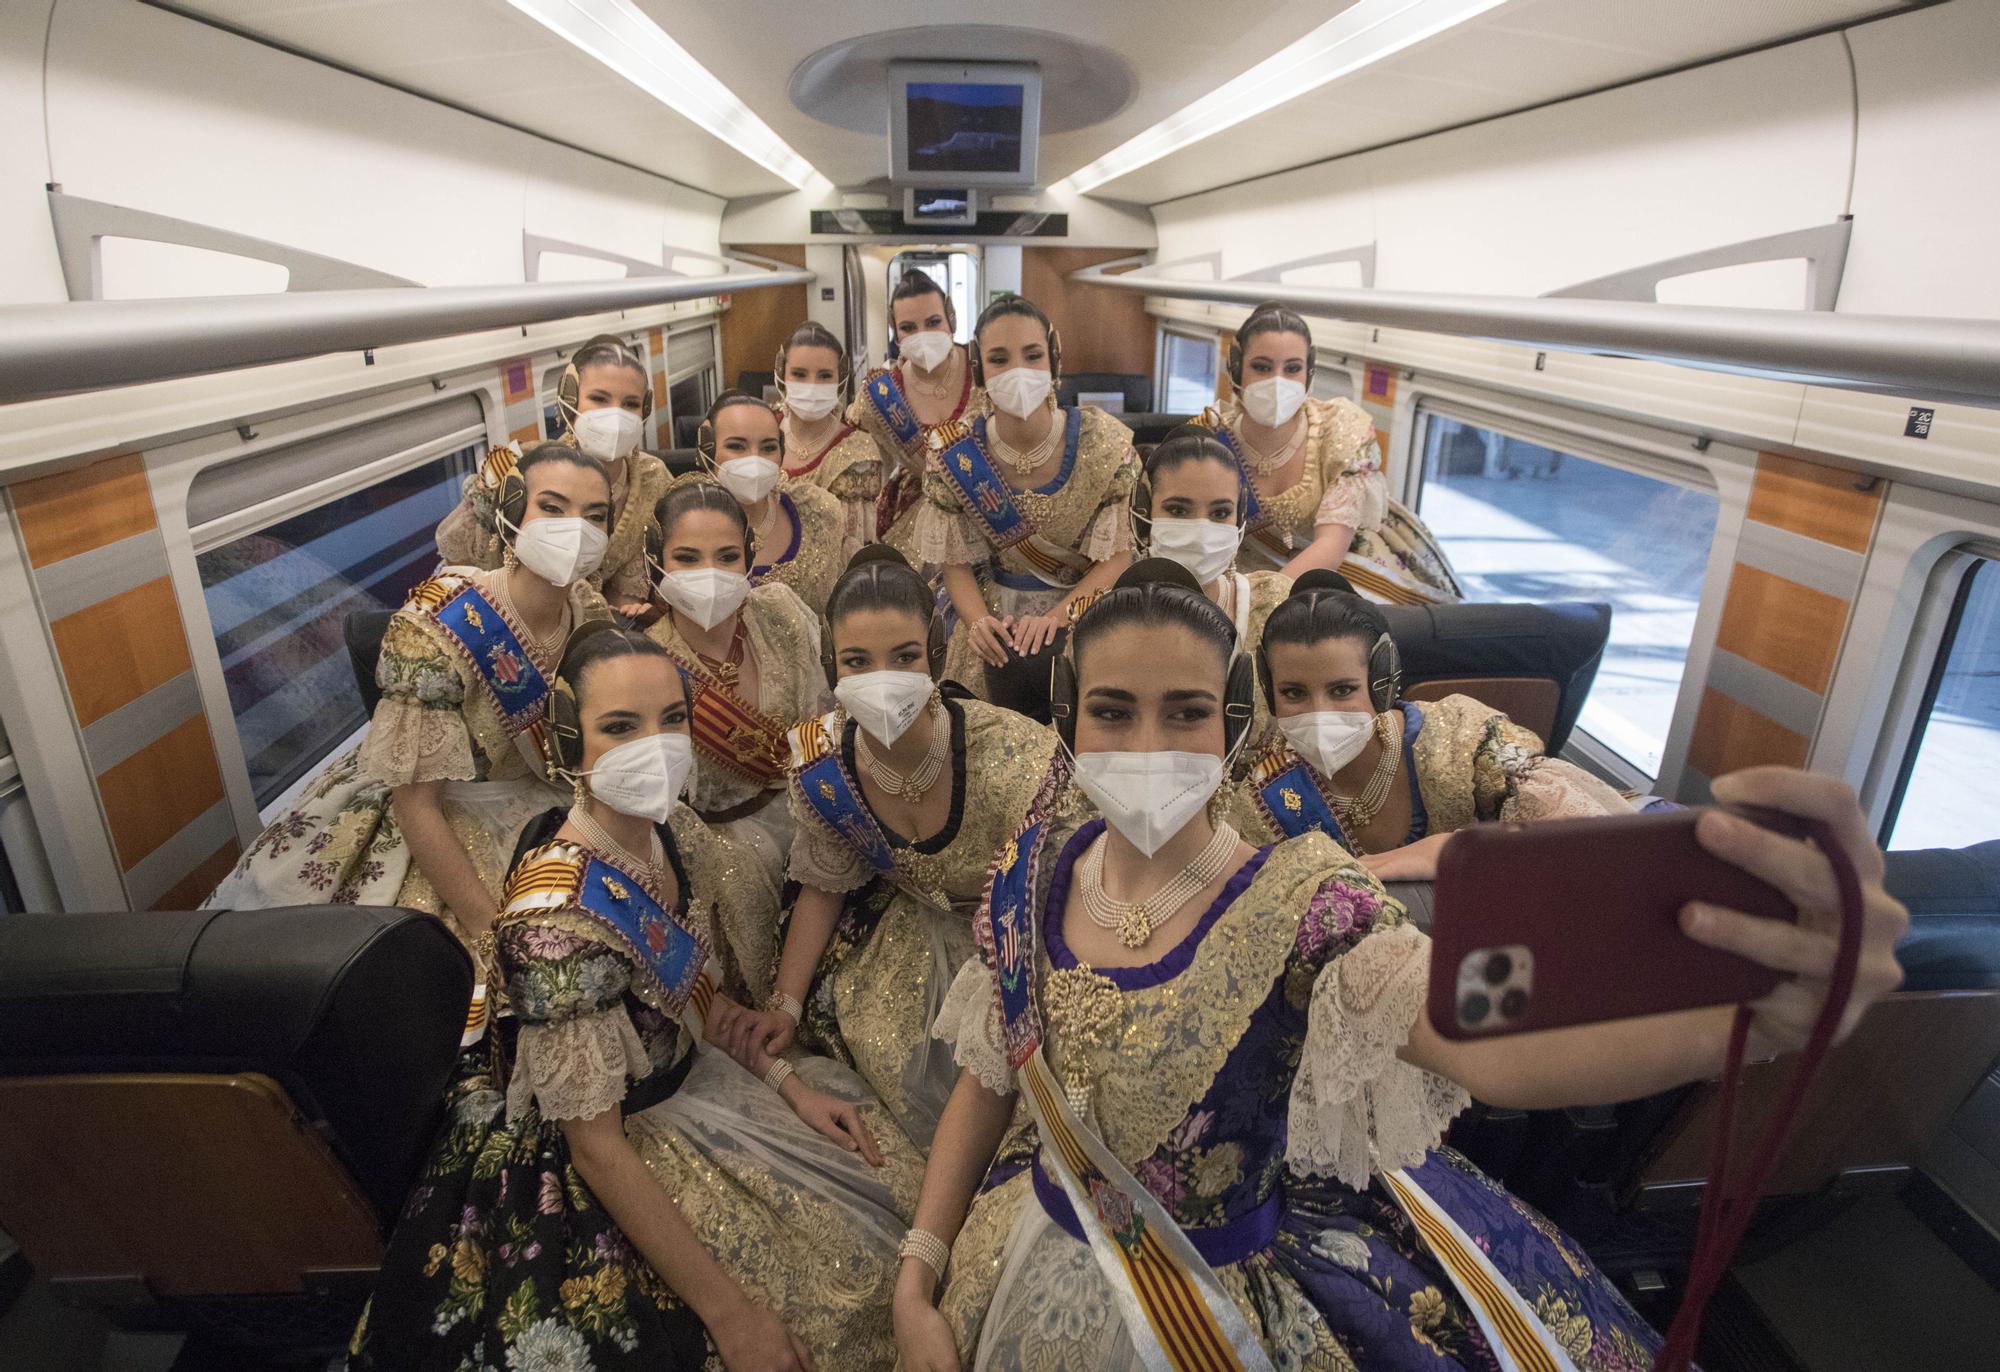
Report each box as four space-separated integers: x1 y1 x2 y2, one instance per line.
1154 324 1220 414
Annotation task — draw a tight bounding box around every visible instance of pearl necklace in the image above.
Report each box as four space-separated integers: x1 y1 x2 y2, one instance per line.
858 699 948 799
569 805 669 894
494 573 568 667
987 413 1060 476
1327 713 1402 835
1237 415 1305 476
1076 822 1240 950
907 351 959 400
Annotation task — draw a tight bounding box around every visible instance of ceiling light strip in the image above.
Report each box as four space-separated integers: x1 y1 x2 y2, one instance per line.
1057 0 1509 195
502 0 819 188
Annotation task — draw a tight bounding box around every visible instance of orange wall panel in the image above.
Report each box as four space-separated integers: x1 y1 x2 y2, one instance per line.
1714 564 1850 693
720 243 808 398
48 578 195 728
1687 687 1811 778
97 716 226 869
1746 452 1882 552
12 453 155 568
1019 247 1156 382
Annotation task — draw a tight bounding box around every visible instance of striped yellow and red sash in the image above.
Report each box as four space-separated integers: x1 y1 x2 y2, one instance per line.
656 651 790 789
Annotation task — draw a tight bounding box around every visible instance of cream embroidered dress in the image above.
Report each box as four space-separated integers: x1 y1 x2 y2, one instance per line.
1228 693 1632 849
1215 397 1459 604
785 694 1057 1146
931 825 1662 1370
750 479 846 616
783 418 882 563
437 445 672 606
911 406 1139 692
847 358 984 561
203 566 606 939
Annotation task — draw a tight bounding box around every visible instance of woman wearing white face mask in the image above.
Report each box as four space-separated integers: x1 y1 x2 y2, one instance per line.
850 272 986 558
642 479 826 933
1129 427 1292 763
704 546 1059 1150
700 391 843 615
895 559 1908 1372
912 295 1139 722
1202 304 1460 606
207 445 615 968
437 335 671 617
777 321 879 562
352 625 926 1372
1225 571 1628 880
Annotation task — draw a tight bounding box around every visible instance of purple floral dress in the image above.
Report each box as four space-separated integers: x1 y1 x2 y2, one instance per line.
935 820 1660 1371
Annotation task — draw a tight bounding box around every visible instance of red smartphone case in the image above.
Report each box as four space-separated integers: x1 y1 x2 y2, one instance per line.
1426 807 1798 1040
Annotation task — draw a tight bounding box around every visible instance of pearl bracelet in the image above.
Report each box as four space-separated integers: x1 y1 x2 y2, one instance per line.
897 1227 951 1281
768 990 804 1024
762 1058 795 1093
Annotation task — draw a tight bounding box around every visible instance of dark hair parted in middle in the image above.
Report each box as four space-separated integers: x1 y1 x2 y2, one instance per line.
558 623 679 709
704 389 782 433
517 441 613 499
1260 568 1388 656
1072 556 1239 678
826 545 933 630
1144 428 1244 486
655 478 752 555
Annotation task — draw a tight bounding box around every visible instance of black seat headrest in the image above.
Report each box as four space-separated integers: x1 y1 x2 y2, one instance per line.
0 906 472 1223
346 609 395 716
1381 601 1610 753
1884 840 2000 992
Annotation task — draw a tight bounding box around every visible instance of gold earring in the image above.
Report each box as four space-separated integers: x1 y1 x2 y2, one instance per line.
501 543 519 569
571 773 587 809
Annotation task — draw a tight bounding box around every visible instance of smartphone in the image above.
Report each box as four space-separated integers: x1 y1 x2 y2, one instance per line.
1426 806 1805 1040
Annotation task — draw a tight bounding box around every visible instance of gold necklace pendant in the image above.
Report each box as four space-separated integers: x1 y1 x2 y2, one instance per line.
1116 903 1152 950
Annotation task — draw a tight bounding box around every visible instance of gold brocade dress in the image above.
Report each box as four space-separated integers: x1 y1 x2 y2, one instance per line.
1225 693 1632 850
783 419 882 563
930 824 1662 1370
348 822 924 1372
1214 397 1459 604
785 695 1057 1146
644 581 827 983
845 359 985 562
910 406 1139 693
203 566 607 940
436 444 672 606
751 480 846 616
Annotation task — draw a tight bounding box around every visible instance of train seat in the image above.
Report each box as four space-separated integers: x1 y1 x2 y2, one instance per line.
345 608 395 716
1383 600 1611 753
1057 370 1151 413
0 907 471 1342
673 413 703 450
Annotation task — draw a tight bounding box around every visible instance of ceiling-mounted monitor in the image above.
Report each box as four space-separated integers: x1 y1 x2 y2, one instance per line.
904 187 978 227
889 61 1040 188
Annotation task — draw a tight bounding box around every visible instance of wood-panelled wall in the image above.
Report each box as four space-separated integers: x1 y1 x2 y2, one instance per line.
719 243 808 398
1020 248 1156 384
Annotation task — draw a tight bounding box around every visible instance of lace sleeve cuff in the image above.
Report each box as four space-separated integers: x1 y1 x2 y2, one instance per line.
506 1004 652 1124
1314 469 1387 533
934 957 1012 1094
358 696 480 787
1500 756 1631 821
1077 499 1134 562
910 497 992 566
1287 923 1469 1189
787 791 874 894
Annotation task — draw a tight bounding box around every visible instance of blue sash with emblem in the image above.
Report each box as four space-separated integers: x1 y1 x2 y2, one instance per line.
417 579 550 735
936 421 1034 551
864 370 927 460
1251 751 1352 851
981 815 1053 1067
1200 412 1266 530
792 722 899 877
575 855 713 1019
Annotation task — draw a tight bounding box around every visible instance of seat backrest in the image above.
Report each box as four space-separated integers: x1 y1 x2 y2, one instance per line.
674 413 703 450
659 446 703 479
736 369 776 400
1382 601 1610 753
1058 371 1151 413
345 608 395 716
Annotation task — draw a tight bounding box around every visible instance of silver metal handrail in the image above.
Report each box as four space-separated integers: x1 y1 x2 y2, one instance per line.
1072 261 2000 408
0 265 814 404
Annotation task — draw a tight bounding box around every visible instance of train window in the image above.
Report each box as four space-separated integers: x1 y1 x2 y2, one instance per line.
670 375 708 433
196 445 479 808
1310 367 1356 404
1158 329 1218 412
542 363 566 440
1417 411 1718 776
1884 557 1999 849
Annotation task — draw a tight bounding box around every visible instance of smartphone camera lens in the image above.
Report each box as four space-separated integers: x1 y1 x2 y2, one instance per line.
1483 952 1512 985
1499 987 1528 1019
1459 991 1491 1026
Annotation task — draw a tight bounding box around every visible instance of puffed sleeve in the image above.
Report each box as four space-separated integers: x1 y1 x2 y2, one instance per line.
786 783 873 894
911 464 994 565
1471 717 1627 823
827 457 882 504
1287 873 1469 1190
1312 404 1388 533
933 957 1013 1094
499 922 653 1124
357 612 479 787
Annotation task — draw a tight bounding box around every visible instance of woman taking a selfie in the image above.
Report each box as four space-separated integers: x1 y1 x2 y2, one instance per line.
891 559 1908 1372
1228 571 1630 878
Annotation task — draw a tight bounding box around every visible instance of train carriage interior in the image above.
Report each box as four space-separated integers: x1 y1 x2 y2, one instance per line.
1 1 1998 1368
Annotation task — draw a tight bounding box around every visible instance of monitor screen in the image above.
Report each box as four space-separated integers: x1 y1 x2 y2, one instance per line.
906 188 976 225
904 82 1024 176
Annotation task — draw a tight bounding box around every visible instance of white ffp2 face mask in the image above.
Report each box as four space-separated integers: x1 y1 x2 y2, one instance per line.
786 382 839 423
1150 517 1243 586
510 515 608 588
1071 751 1225 859
572 407 643 461
1279 710 1377 778
581 732 694 825
717 456 783 506
899 330 954 372
657 566 751 630
986 365 1053 420
1240 376 1307 429
835 670 934 747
